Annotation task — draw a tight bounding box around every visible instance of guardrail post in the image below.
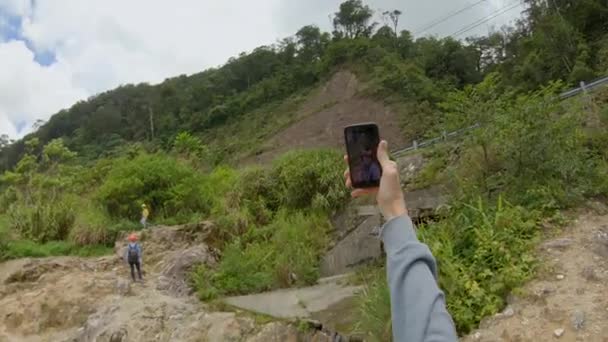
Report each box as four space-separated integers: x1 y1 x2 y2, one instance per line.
442 131 447 140
580 81 587 93
413 140 418 150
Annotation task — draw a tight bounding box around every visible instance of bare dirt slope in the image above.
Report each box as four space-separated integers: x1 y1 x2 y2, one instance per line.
0 223 338 342
463 208 608 342
245 70 407 164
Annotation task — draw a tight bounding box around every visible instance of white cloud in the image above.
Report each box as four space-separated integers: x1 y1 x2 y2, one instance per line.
0 0 281 137
0 40 87 137
0 0 525 138
0 0 32 17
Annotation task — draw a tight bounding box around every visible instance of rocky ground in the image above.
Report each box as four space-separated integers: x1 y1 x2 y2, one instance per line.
2 206 607 341
462 207 608 342
0 222 344 342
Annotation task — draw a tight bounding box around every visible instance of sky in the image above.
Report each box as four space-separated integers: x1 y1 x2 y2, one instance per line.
0 0 524 139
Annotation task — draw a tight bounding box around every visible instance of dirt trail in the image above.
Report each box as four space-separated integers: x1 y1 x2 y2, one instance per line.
0 223 337 342
463 209 608 342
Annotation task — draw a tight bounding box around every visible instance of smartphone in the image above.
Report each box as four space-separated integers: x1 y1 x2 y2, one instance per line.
344 123 382 188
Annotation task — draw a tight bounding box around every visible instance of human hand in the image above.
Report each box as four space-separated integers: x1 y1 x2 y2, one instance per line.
344 140 408 221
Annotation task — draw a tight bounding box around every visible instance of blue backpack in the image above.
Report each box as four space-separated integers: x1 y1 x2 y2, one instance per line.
127 244 139 263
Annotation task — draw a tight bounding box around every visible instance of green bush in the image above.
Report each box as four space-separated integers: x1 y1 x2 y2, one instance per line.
355 197 538 336
192 239 276 300
1 239 111 260
69 205 112 245
271 149 348 212
7 194 76 243
97 153 211 221
420 197 538 333
191 210 331 299
271 211 330 286
442 75 596 211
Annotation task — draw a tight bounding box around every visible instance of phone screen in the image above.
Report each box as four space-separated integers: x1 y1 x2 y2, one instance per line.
344 123 381 188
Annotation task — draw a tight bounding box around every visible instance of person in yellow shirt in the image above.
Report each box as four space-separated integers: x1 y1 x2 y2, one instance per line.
140 204 150 229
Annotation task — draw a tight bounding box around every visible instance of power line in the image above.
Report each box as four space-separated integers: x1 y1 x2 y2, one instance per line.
451 2 522 37
414 0 488 35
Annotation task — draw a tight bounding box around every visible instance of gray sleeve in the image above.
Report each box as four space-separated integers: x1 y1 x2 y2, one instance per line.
380 215 457 342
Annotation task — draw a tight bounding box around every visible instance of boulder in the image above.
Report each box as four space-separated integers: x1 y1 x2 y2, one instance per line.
156 244 217 297
199 312 255 342
247 322 299 342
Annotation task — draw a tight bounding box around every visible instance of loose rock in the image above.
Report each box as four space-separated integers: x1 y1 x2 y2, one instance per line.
542 238 574 251
556 274 565 280
581 267 598 281
553 328 565 338
571 310 585 331
109 327 128 342
502 307 515 317
246 322 299 342
115 278 131 296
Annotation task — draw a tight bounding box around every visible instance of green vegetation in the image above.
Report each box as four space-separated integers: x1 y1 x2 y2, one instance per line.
353 75 608 338
0 0 607 339
1 240 112 260
193 211 331 300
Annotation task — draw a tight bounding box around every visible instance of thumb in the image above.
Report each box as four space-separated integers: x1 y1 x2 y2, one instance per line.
377 140 390 168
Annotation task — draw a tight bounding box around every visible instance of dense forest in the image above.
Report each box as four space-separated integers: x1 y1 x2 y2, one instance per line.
1 0 608 339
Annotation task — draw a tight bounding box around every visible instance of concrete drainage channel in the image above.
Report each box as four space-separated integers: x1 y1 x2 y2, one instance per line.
222 273 363 341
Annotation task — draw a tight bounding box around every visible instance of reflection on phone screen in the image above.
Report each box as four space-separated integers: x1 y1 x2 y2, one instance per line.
346 126 381 187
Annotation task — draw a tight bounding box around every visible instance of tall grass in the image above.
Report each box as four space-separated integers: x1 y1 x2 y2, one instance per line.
1 240 112 261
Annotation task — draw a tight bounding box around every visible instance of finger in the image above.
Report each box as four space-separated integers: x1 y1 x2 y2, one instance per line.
377 140 390 168
351 188 377 198
343 155 349 164
344 169 352 188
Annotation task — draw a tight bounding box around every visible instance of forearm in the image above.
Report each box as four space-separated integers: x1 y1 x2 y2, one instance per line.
381 215 457 342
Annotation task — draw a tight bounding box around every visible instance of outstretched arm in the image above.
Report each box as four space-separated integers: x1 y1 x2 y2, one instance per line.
381 215 457 341
345 140 457 342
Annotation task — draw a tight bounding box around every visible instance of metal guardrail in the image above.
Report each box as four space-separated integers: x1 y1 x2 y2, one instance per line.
392 123 480 156
392 75 608 157
559 76 608 99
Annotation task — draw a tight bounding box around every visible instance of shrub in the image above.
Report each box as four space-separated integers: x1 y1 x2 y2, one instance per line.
192 239 276 300
271 211 330 287
7 194 76 243
69 205 112 245
191 210 331 299
271 149 348 212
354 197 539 335
1 240 111 260
97 153 211 221
419 197 538 333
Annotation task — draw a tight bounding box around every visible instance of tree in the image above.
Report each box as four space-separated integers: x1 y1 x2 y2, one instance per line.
173 132 203 158
332 0 376 39
372 25 396 49
0 134 10 149
382 9 402 36
295 25 328 62
32 119 46 131
42 138 76 165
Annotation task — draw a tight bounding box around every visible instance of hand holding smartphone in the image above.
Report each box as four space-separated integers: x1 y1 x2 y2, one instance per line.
344 123 382 189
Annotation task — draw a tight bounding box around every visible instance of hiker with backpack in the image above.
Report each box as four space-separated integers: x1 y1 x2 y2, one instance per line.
124 233 143 282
